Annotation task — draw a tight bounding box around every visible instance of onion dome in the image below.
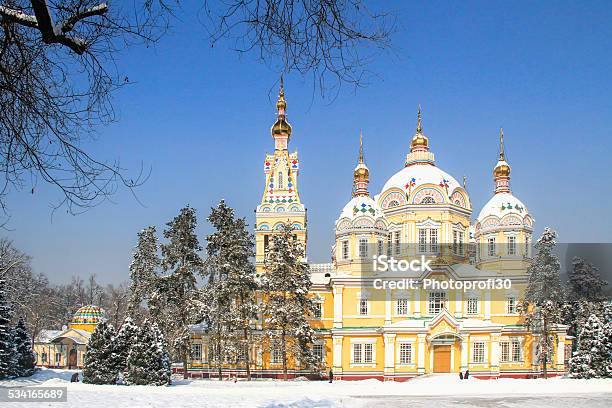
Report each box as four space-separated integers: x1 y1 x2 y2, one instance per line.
493 128 511 193
405 105 436 166
353 130 370 197
271 78 292 139
410 105 429 151
70 305 105 325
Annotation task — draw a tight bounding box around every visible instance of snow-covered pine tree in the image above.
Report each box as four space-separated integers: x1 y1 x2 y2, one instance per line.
603 302 612 377
112 316 140 381
204 200 258 380
569 313 607 378
520 227 566 378
0 280 15 379
125 320 171 386
82 320 118 384
261 222 318 380
156 206 205 379
128 226 160 317
563 257 609 341
13 317 35 377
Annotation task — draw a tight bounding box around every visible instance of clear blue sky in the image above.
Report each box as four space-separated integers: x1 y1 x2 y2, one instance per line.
6 1 612 284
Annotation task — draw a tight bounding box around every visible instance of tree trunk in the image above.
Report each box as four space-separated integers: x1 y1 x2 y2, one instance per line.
542 318 548 379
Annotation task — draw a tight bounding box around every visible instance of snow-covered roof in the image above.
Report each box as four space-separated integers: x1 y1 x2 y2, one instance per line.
378 164 463 202
337 195 383 222
476 192 530 222
36 329 63 344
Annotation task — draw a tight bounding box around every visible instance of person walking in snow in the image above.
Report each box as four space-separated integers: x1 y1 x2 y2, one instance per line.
329 368 333 383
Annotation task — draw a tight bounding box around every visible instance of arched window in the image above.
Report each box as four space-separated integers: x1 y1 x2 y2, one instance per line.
389 200 400 208
278 172 284 189
420 196 436 204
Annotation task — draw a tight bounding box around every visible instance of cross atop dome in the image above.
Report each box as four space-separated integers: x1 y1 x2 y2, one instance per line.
271 76 292 150
493 128 512 194
353 130 370 197
405 105 435 166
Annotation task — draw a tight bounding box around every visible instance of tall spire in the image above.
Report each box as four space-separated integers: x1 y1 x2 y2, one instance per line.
271 76 292 150
493 127 511 194
416 104 423 133
406 104 435 166
353 130 370 197
499 127 505 160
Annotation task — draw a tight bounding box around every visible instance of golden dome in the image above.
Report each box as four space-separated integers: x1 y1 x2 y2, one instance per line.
493 161 511 177
271 80 292 137
410 105 429 151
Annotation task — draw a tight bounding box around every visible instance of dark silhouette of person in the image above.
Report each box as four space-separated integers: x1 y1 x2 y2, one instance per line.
329 368 334 383
464 370 470 379
459 371 464 380
70 372 79 382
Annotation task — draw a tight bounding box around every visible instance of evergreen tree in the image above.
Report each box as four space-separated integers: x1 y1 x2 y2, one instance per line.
569 313 607 378
520 228 565 378
0 280 15 379
128 226 160 317
603 303 612 377
154 206 205 379
82 320 117 384
113 316 140 380
13 317 35 377
261 222 318 380
125 321 171 386
204 200 258 380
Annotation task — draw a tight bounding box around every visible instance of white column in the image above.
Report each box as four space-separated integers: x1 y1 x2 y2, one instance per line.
455 289 463 318
384 334 396 378
385 289 392 324
460 334 469 371
484 290 491 320
417 333 426 374
333 285 344 328
490 334 500 376
557 336 565 368
414 289 421 318
332 335 343 373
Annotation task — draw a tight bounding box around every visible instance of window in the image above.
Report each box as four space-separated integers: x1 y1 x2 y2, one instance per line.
313 344 325 362
55 352 61 365
428 292 446 314
42 352 47 363
359 238 368 258
418 229 427 253
453 230 465 256
386 234 392 256
396 298 409 316
501 341 510 362
466 297 479 315
264 234 270 254
359 299 369 315
506 297 517 314
420 196 436 204
191 343 202 361
277 172 284 189
271 343 283 364
313 302 322 319
377 240 384 256
507 236 516 255
342 240 349 260
399 343 412 364
394 231 401 255
512 340 522 362
488 237 496 257
472 342 485 363
418 228 439 254
352 343 374 364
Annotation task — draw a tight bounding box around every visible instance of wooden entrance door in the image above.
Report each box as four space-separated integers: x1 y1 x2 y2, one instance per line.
68 348 77 369
433 345 451 373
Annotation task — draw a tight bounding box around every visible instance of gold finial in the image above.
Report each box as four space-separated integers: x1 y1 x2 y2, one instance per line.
416 104 423 133
276 75 287 111
499 127 505 160
463 175 468 190
359 129 364 164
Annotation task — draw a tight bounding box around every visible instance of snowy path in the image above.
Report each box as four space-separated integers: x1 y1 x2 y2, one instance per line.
1 370 611 407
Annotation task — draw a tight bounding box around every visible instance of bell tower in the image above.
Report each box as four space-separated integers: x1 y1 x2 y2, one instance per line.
254 80 307 272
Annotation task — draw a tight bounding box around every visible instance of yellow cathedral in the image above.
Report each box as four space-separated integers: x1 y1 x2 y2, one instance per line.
187 85 572 380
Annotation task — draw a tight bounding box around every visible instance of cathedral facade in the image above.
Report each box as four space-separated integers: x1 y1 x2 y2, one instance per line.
187 86 572 380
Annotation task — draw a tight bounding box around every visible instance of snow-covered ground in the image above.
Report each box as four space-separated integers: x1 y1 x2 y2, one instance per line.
1 369 611 407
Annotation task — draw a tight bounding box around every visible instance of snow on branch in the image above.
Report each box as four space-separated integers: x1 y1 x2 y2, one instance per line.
0 5 39 28
60 3 108 33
